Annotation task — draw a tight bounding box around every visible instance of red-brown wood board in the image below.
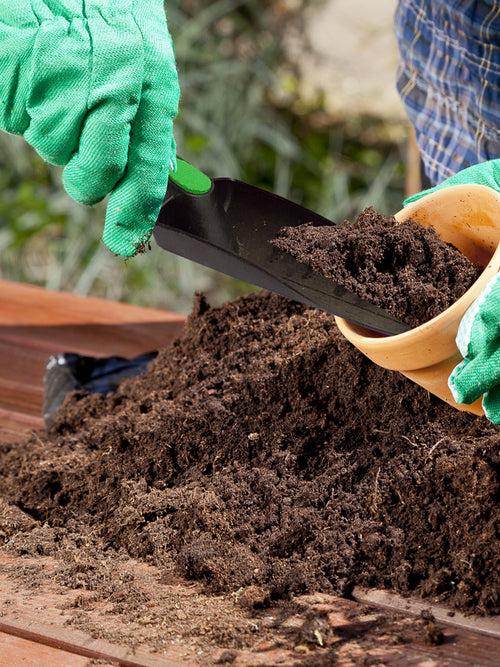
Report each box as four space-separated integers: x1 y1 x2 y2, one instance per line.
0 279 499 666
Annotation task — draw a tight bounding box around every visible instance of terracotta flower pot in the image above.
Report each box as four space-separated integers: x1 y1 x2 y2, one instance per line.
335 184 500 416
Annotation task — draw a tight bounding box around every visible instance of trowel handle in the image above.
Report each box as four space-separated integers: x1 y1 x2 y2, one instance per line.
162 157 228 249
167 158 213 197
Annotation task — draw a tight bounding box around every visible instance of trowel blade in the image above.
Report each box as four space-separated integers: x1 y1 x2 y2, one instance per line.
154 176 409 336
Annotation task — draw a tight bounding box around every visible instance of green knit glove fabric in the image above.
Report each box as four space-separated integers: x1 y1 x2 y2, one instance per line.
449 274 500 424
0 0 180 257
404 160 499 424
404 159 500 206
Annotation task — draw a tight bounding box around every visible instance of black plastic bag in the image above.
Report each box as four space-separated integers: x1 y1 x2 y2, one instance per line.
43 351 157 427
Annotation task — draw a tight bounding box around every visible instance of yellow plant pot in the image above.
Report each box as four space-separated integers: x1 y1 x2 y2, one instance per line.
335 184 500 416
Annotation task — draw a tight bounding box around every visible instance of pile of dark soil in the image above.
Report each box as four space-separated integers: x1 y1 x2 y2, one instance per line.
0 292 498 616
272 207 483 328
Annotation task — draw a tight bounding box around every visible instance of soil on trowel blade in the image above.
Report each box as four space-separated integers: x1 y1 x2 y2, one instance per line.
0 292 498 619
272 207 483 328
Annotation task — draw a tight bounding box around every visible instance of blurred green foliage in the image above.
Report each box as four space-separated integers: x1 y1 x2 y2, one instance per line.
0 0 405 312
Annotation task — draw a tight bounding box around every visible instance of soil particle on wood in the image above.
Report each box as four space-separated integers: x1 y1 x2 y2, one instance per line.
423 620 445 646
0 291 498 624
272 207 483 327
418 609 445 645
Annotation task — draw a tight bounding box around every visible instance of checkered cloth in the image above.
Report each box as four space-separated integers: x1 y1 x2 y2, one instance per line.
395 0 500 187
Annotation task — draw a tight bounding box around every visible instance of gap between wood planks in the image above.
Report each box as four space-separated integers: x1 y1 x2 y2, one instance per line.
353 588 500 639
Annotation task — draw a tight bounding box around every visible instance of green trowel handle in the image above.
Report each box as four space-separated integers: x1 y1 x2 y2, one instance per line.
168 158 213 196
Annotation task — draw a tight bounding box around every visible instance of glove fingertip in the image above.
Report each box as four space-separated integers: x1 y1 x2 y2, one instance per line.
103 201 157 258
449 357 489 406
448 360 467 404
482 386 500 425
63 169 104 207
103 228 149 258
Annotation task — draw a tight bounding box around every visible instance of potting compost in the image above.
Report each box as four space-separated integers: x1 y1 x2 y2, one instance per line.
0 291 498 619
272 207 483 328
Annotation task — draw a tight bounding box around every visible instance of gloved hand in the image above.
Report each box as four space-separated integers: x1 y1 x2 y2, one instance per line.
405 159 500 424
0 0 180 257
449 274 500 424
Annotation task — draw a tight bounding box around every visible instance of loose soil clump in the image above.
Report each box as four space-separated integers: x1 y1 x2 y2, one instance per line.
0 292 498 617
272 207 483 327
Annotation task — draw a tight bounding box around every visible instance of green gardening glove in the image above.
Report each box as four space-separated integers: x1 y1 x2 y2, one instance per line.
0 0 180 257
404 159 500 206
405 160 500 424
449 274 500 424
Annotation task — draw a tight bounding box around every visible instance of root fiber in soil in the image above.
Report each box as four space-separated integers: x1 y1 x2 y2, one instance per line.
0 292 498 618
272 207 483 328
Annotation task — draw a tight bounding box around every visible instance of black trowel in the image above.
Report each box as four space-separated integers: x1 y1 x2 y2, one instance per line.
154 159 409 336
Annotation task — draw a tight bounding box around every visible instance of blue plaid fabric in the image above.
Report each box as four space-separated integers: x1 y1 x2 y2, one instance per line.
395 1 500 186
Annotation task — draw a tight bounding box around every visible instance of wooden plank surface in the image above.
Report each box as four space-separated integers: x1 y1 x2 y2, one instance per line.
2 557 500 667
0 632 97 667
0 407 44 442
0 617 190 667
0 280 185 328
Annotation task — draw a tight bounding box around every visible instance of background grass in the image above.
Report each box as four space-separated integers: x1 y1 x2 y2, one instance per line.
0 0 406 312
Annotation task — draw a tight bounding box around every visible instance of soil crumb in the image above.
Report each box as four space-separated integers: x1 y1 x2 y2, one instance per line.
419 610 445 645
0 292 498 619
272 207 483 327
